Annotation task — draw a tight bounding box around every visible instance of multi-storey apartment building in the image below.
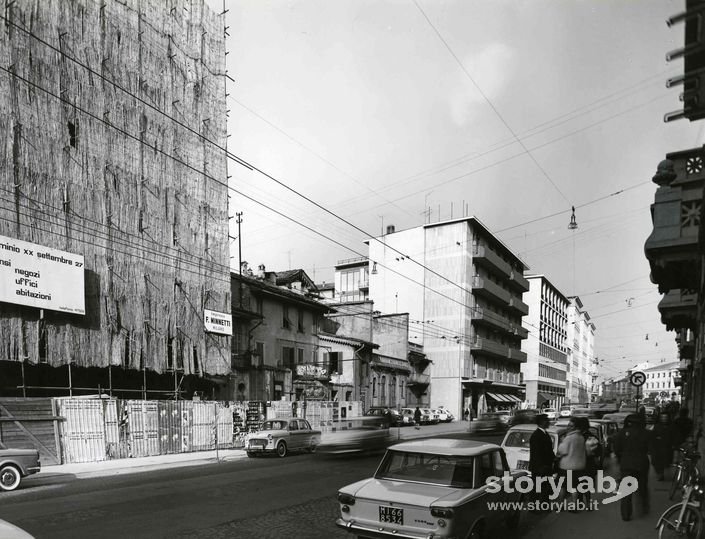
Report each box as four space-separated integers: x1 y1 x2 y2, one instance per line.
566 297 596 403
0 0 231 398
367 217 529 420
521 275 569 408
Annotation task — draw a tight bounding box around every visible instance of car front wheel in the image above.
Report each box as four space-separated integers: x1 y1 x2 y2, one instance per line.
276 441 288 458
0 464 22 491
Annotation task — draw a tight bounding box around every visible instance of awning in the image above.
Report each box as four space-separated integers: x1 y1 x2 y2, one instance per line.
537 392 553 403
486 392 520 403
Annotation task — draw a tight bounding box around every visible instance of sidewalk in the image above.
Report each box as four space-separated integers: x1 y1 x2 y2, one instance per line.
37 420 470 480
521 460 673 539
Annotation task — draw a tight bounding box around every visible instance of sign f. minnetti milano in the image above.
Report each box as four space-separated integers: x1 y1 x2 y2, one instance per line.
0 234 85 315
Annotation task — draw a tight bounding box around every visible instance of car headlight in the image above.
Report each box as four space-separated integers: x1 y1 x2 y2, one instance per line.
267 434 273 441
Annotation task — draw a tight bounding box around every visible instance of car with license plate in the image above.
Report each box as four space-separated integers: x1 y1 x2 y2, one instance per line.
433 409 451 423
316 417 392 456
501 424 568 471
336 439 527 539
468 412 507 435
0 448 41 492
245 418 321 458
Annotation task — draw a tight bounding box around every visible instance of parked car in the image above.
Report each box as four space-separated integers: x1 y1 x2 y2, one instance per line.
508 408 540 427
422 408 441 425
437 406 455 422
245 418 321 458
468 412 507 434
0 448 41 492
402 407 431 425
399 408 417 426
367 407 406 427
500 424 568 471
542 408 558 420
335 439 527 538
317 417 392 456
433 409 451 423
570 407 600 419
591 419 620 455
601 412 631 429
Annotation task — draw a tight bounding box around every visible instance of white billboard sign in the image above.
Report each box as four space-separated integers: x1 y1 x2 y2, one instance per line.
204 309 232 335
0 234 85 314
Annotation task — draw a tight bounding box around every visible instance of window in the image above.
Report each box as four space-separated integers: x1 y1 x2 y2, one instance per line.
282 346 295 370
193 346 200 375
283 306 291 329
329 351 341 373
297 309 305 333
255 342 265 364
256 296 263 315
372 378 377 398
297 348 304 364
289 421 299 431
381 375 387 401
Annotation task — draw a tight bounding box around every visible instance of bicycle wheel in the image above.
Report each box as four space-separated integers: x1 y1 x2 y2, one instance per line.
658 505 703 539
669 468 683 500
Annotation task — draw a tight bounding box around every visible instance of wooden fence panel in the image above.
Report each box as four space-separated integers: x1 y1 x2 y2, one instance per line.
0 397 61 464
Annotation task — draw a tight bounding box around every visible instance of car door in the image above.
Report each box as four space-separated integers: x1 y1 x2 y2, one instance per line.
475 451 506 526
287 419 303 451
298 419 315 448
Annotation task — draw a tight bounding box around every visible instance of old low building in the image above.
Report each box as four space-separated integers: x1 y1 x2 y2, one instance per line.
229 264 333 402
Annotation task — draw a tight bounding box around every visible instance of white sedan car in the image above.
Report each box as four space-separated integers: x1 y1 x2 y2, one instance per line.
245 418 321 458
500 424 568 471
336 439 527 538
543 408 557 420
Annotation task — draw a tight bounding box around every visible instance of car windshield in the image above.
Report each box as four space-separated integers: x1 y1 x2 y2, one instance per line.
261 420 287 430
375 450 475 488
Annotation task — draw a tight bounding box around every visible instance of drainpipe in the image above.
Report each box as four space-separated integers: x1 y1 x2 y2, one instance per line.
354 342 365 408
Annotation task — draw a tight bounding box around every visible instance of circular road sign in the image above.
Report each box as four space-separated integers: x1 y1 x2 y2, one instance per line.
629 371 646 387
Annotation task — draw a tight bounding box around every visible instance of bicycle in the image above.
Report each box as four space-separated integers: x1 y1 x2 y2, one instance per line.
670 445 701 501
657 449 703 539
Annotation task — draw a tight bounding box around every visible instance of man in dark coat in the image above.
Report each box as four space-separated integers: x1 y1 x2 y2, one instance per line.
613 413 652 520
529 414 554 509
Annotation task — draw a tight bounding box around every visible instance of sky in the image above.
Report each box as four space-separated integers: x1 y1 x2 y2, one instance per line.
216 0 703 385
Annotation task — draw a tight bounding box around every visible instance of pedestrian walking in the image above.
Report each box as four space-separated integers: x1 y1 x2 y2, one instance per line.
613 413 652 521
529 413 554 511
413 406 422 425
574 416 599 509
555 417 586 509
650 413 675 481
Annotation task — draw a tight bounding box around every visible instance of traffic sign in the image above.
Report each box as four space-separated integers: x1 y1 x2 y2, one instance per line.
629 371 646 387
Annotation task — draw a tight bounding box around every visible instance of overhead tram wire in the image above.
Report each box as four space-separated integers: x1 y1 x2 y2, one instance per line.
413 0 570 205
1 16 649 318
0 65 496 331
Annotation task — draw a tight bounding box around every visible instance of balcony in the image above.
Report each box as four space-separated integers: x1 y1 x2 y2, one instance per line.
471 337 509 359
508 270 530 292
644 151 703 293
510 325 529 339
508 348 527 363
658 289 698 331
408 351 430 367
408 372 431 387
471 306 511 333
471 276 511 304
508 296 529 316
472 245 512 277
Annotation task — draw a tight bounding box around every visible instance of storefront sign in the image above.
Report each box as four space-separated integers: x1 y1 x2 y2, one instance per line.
295 364 329 380
0 234 85 314
204 309 232 335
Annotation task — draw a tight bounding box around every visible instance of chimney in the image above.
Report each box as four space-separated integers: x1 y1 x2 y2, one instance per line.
257 264 266 279
386 224 395 234
240 261 249 274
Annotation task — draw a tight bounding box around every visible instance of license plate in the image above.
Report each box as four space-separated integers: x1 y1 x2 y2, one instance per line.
379 506 403 524
249 441 264 448
517 460 529 470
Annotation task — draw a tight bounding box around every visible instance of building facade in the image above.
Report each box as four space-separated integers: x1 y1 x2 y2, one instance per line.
230 266 332 402
643 361 682 404
566 297 595 404
0 0 231 398
367 217 529 420
521 275 568 408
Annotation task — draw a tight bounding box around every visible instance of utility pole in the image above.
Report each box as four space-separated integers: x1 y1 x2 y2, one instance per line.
236 212 243 307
